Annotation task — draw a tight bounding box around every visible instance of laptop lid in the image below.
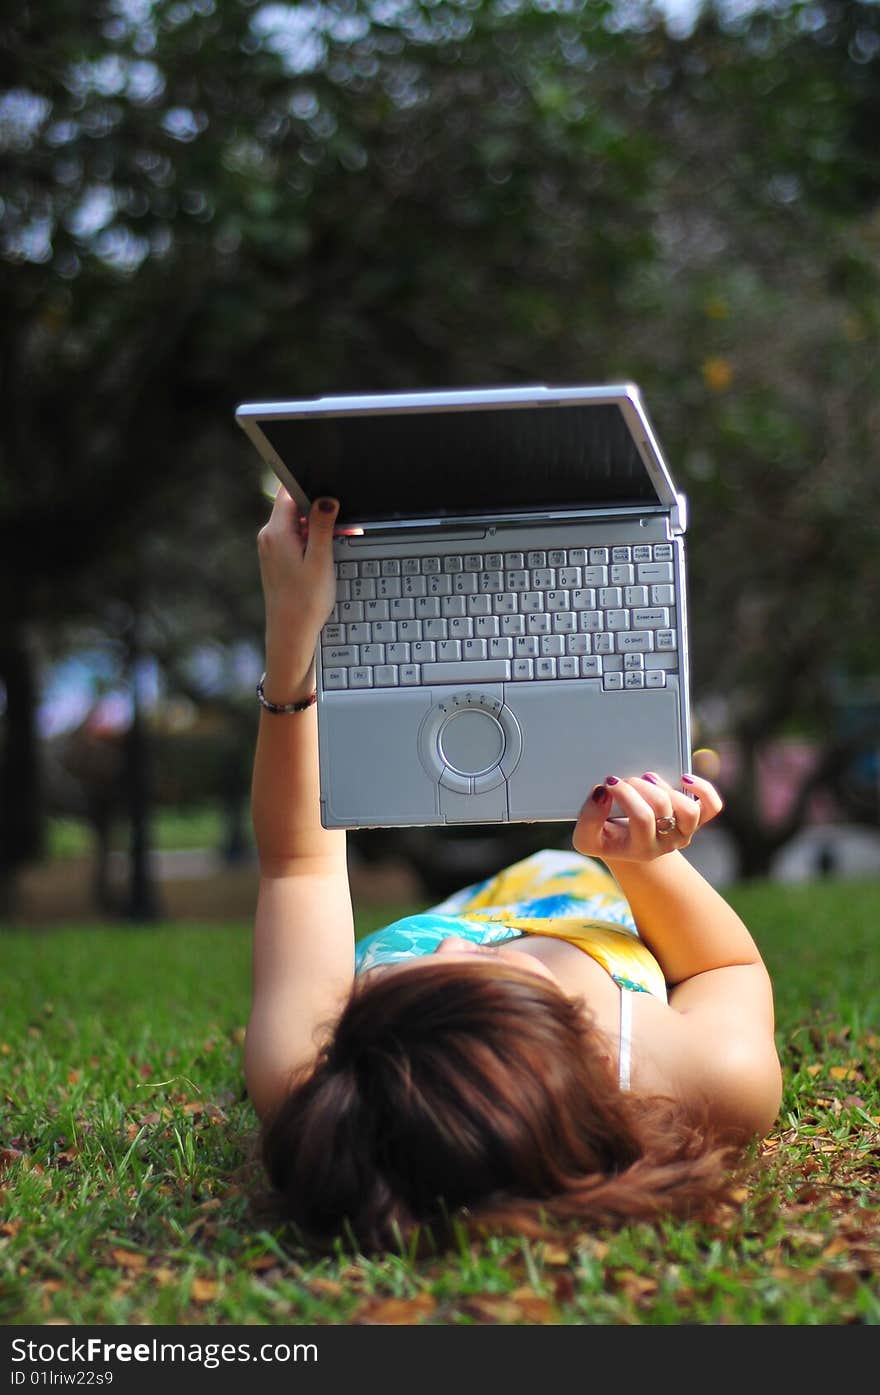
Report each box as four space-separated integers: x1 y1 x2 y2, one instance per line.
235 383 684 535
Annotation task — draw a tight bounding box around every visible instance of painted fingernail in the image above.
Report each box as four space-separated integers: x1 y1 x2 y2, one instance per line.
642 772 659 785
317 497 338 513
605 775 619 786
682 774 695 785
591 783 610 803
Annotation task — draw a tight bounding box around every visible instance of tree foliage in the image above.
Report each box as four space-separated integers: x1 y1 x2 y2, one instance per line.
2 0 880 891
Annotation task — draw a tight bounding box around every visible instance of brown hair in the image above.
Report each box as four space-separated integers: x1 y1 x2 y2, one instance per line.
261 961 742 1255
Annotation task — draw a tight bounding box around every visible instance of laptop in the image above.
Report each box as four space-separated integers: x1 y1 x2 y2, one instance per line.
236 383 692 829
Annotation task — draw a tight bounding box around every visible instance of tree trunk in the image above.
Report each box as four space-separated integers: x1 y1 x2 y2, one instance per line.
123 591 163 923
0 623 43 917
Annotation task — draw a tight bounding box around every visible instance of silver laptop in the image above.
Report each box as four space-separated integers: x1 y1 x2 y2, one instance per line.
236 383 692 829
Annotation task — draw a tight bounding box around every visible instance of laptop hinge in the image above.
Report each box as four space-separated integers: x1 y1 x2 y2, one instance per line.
345 504 672 538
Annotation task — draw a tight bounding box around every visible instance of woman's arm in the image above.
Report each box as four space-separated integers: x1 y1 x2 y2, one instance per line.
575 775 764 986
573 773 782 1136
245 489 355 1122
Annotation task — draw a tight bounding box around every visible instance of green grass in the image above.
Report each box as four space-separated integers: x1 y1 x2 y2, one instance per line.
47 807 246 860
1 881 879 1325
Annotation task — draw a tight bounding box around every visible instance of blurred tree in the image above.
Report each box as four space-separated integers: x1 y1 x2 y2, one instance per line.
0 0 670 907
615 0 880 871
2 0 880 900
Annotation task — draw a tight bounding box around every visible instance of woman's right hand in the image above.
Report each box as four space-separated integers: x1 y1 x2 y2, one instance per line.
572 771 723 864
257 487 339 696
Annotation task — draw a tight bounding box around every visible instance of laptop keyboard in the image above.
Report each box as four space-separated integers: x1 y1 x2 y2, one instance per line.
322 544 678 693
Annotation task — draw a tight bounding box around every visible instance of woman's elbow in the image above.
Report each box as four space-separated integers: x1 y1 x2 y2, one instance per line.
707 1041 784 1141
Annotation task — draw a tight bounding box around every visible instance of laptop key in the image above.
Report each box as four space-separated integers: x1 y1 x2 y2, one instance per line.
374 665 399 686
421 660 511 683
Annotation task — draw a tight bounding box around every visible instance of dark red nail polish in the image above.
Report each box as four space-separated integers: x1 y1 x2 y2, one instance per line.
605 775 619 786
317 498 337 512
591 783 609 803
642 772 659 785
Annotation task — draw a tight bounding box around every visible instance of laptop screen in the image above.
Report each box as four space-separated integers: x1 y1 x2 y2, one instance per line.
254 402 663 525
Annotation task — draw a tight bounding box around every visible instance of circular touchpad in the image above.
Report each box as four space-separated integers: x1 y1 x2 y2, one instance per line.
438 710 505 776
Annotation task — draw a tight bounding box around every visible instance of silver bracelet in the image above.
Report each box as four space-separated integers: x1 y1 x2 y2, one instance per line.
256 674 317 714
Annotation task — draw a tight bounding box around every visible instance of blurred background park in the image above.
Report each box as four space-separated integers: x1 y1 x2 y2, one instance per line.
3 0 880 926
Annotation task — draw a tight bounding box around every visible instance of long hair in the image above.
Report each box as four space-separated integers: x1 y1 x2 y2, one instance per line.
261 961 742 1254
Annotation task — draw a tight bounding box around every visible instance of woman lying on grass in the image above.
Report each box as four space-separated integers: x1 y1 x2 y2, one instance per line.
246 489 783 1254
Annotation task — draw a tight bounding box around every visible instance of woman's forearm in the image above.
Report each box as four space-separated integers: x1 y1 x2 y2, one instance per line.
251 492 346 873
601 851 764 987
251 648 346 873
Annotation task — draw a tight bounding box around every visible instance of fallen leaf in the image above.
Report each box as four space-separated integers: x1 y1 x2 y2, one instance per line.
614 1269 658 1299
510 1287 556 1322
357 1294 436 1324
246 1254 280 1274
191 1276 219 1303
823 1238 850 1259
829 1066 859 1082
309 1277 343 1298
458 1296 522 1324
111 1249 148 1272
540 1243 571 1265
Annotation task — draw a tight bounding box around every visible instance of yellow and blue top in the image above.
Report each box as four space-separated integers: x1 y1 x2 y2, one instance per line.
355 849 667 1003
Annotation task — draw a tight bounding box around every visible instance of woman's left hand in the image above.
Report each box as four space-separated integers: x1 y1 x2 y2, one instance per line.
258 487 339 688
572 772 723 863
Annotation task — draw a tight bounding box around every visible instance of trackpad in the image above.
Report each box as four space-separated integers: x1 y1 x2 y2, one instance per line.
319 689 436 825
439 709 506 775
506 681 684 820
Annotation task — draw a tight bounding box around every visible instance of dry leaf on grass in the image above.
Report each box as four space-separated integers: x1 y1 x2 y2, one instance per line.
458 1296 525 1324
309 1277 344 1298
510 1287 557 1322
356 1294 437 1324
539 1243 571 1265
111 1249 148 1272
246 1254 281 1274
613 1269 658 1300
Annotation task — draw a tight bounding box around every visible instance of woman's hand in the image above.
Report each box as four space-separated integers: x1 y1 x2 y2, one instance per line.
572 772 723 863
257 487 339 699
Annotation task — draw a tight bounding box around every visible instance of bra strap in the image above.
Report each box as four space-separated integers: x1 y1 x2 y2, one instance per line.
618 985 633 1092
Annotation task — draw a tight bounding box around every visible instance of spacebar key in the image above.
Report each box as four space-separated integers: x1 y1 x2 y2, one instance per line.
421 660 511 684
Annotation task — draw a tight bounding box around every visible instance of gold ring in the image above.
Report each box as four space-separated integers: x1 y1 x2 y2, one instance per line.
656 814 677 836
